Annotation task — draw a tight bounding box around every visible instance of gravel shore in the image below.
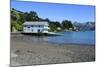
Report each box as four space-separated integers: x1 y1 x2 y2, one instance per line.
10 35 95 67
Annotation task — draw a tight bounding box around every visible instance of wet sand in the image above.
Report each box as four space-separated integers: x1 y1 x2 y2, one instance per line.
10 35 95 67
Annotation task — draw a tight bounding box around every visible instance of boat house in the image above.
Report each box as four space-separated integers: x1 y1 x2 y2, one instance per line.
23 21 49 33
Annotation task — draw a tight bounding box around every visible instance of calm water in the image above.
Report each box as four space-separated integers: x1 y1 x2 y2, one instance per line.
48 31 95 45
12 31 95 45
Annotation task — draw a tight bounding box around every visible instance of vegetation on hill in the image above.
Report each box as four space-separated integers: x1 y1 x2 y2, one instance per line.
11 8 95 32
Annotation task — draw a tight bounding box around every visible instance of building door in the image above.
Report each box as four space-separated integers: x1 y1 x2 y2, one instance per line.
38 29 40 33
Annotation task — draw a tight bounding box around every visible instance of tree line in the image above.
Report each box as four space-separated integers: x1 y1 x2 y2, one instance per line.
11 8 93 32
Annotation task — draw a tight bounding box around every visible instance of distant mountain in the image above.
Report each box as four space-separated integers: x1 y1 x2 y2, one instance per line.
73 22 95 31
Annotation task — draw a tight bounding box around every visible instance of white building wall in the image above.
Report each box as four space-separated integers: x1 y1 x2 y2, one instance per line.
23 26 48 33
23 21 49 33
24 27 42 33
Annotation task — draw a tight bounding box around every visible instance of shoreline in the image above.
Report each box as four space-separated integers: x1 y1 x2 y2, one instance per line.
11 33 95 46
11 36 95 66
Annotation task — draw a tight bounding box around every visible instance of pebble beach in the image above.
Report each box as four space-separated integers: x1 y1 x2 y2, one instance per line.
10 34 95 67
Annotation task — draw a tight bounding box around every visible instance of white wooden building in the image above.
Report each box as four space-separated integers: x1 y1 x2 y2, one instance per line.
23 21 49 33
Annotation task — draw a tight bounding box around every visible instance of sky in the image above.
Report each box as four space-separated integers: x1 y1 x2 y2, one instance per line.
11 0 95 23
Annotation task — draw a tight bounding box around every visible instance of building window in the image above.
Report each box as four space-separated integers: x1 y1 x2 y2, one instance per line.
24 25 45 28
38 29 41 33
28 26 30 28
31 25 34 27
38 25 40 27
38 25 44 27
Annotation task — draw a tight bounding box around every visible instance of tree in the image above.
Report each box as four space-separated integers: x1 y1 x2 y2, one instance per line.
18 13 25 24
24 11 39 21
62 20 73 30
48 21 62 32
11 8 75 32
